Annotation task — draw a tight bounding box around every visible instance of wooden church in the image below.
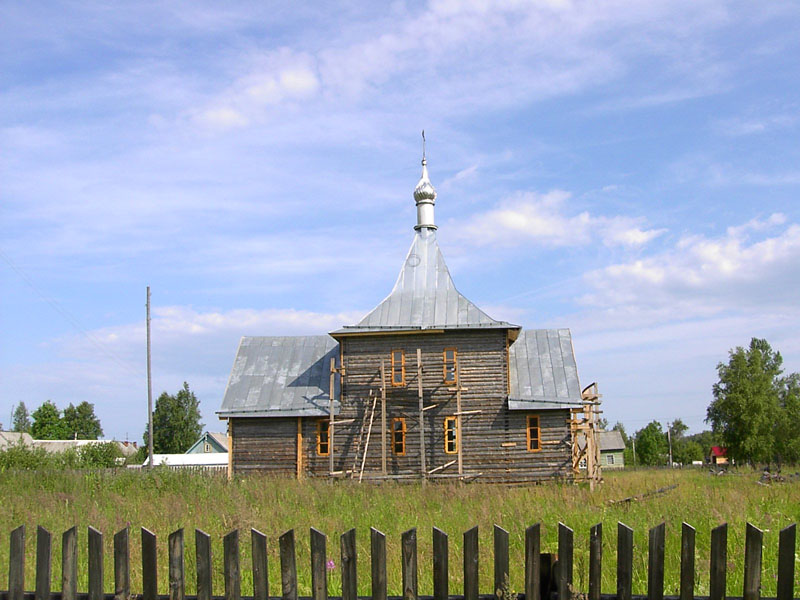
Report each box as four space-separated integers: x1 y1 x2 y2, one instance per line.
218 151 600 483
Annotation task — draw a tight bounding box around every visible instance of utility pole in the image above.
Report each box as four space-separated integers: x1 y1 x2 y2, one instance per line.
632 437 636 467
146 286 154 468
667 422 673 468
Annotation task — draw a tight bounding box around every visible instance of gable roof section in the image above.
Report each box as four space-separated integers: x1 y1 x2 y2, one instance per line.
218 335 340 418
508 329 583 410
185 431 228 453
333 229 518 335
598 430 626 451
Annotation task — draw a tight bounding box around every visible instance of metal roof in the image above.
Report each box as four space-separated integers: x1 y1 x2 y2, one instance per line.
598 430 626 451
217 335 340 418
333 229 518 335
508 329 583 410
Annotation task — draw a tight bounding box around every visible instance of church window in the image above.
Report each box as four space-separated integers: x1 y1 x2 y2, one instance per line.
443 348 457 383
526 415 541 452
317 420 330 456
444 416 458 454
391 349 405 386
392 418 406 455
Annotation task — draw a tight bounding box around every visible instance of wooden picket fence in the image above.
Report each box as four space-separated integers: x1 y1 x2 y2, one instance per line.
1 522 797 600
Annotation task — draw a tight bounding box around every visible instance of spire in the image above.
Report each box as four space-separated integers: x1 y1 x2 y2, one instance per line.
414 130 437 231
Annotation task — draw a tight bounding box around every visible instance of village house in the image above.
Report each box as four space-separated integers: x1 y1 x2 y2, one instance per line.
218 151 600 483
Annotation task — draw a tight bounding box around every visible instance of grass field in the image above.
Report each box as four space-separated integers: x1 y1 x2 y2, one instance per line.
0 467 797 597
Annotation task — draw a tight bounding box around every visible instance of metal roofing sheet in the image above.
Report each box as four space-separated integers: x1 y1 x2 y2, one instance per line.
333 229 518 334
217 335 340 418
508 329 582 410
598 430 626 451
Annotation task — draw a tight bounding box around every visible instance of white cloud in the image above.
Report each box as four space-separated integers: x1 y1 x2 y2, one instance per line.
454 190 664 248
581 220 800 319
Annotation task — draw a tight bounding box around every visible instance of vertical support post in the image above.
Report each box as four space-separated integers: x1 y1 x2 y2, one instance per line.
296 417 303 480
35 526 52 600
463 526 479 600
8 525 25 600
224 530 241 600
252 529 268 600
280 530 298 600
310 528 327 600
432 528 448 600
525 524 541 600
114 527 130 600
402 528 418 600
777 524 796 600
371 528 387 600
648 523 665 600
494 525 509 599
589 523 602 600
169 529 185 600
743 523 763 600
417 348 426 482
227 419 233 480
710 524 727 600
88 527 104 600
456 355 463 476
381 359 387 475
680 523 696 600
142 528 158 600
340 529 357 600
329 358 336 475
195 530 212 600
617 523 633 600
61 526 77 600
557 523 574 600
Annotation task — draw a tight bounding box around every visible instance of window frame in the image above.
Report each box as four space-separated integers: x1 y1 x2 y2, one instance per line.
526 415 541 452
607 454 615 465
391 349 406 387
444 416 458 454
317 420 330 456
443 347 457 384
391 417 406 456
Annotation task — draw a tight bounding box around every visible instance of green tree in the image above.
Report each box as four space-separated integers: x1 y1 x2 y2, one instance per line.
145 382 203 454
30 401 67 439
596 417 609 430
707 338 782 465
62 402 103 439
634 421 668 466
776 373 800 464
12 403 31 433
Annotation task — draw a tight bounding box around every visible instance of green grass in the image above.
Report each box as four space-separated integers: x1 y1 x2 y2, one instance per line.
0 468 797 597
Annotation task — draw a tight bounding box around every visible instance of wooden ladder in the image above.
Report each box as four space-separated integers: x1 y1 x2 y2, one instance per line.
350 392 375 478
350 393 378 481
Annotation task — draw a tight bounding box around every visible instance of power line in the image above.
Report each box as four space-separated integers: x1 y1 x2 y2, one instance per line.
0 248 143 379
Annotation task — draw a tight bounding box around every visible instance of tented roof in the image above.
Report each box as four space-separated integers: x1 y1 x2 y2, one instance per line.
507 329 583 410
217 335 340 418
333 229 518 335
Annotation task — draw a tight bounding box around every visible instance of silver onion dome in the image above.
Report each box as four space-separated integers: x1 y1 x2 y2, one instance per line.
414 158 437 202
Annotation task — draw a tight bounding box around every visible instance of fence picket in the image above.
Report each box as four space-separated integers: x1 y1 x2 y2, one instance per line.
744 523 763 600
252 529 268 600
558 522 574 600
340 529 357 600
169 529 185 600
777 524 796 600
114 527 130 600
648 523 665 600
8 525 24 600
433 527 449 600
141 528 157 600
494 525 510 598
310 528 327 600
35 526 51 600
88 527 103 600
371 528 387 600
402 528 418 600
617 522 633 600
61 526 77 600
279 529 298 600
195 530 212 600
680 522 696 600
224 530 241 600
463 526 479 600
589 523 602 600
710 523 728 600
525 524 541 600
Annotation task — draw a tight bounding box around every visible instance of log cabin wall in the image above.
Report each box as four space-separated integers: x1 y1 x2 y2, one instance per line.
230 417 297 475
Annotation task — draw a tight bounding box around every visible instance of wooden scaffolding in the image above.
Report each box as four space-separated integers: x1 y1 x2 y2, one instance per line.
570 382 602 490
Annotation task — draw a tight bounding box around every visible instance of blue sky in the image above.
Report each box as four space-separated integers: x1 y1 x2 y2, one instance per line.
2 0 799 441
